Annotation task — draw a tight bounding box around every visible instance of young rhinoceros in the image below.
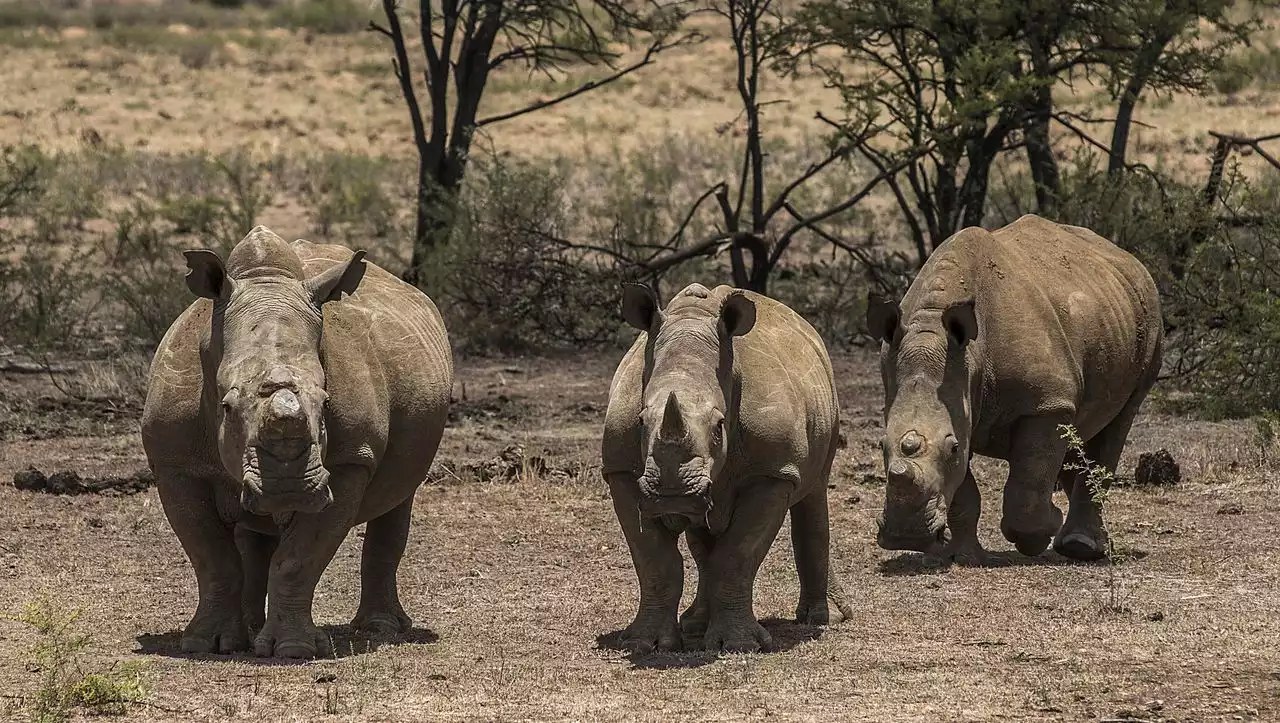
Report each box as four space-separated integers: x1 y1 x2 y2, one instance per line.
602 283 849 654
867 214 1162 564
142 226 452 658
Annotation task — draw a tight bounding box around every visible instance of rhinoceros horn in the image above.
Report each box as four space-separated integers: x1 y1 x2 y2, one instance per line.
659 391 687 442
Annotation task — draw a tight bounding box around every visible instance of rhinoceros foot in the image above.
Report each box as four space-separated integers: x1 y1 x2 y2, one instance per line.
352 607 412 638
679 600 709 636
795 596 846 626
253 618 333 659
180 614 250 655
1053 531 1108 562
622 613 681 654
704 612 771 653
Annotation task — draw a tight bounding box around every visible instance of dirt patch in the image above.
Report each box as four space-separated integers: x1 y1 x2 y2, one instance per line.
0 352 1278 722
12 466 154 495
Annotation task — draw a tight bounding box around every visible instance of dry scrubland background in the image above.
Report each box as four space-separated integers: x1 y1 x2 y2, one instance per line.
0 0 1279 721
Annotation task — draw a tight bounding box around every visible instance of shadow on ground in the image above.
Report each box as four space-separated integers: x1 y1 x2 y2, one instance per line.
595 617 825 670
135 625 438 663
875 548 1149 577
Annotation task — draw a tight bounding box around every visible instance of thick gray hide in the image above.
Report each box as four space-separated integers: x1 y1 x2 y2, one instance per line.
869 214 1163 564
602 283 848 654
142 226 452 658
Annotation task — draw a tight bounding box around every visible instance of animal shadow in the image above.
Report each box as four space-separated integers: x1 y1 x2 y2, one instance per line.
135 624 438 664
877 546 1145 577
595 617 825 670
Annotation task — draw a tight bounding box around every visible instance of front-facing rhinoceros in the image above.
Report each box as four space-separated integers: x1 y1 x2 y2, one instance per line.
142 226 452 658
867 214 1162 564
602 283 849 654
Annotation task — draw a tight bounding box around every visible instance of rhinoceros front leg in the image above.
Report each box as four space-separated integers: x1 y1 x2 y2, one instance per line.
255 464 368 659
155 469 249 654
939 468 986 566
607 473 684 654
790 485 850 625
1001 415 1068 557
703 478 790 653
352 495 415 637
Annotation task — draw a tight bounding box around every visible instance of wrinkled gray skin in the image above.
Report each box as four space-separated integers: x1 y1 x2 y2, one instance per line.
867 215 1163 564
142 226 452 658
602 283 850 654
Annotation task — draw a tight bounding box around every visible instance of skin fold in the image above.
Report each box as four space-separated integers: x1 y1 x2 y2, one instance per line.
867 214 1164 565
141 226 452 659
602 282 851 654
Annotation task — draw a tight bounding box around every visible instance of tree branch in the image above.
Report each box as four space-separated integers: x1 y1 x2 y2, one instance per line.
476 34 697 127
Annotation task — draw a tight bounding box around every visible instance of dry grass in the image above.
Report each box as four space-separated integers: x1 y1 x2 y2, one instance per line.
2 14 1277 181
1 352 1278 721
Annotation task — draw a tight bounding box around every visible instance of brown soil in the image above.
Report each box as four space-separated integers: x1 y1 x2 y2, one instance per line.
2 351 1277 722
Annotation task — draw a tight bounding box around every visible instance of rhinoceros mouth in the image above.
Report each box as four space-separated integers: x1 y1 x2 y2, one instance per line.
240 445 332 515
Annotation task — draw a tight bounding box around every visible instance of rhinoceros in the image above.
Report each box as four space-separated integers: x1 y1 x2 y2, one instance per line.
866 214 1162 563
142 226 452 658
602 283 849 653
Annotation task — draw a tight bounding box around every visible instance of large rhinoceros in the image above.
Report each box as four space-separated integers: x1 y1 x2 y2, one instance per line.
142 226 452 658
602 283 849 654
866 214 1162 563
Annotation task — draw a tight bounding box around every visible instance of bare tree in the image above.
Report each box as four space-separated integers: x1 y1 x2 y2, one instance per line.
626 0 914 294
371 1 695 285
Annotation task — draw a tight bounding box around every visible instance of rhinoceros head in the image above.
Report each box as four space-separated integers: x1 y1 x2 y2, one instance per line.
620 283 756 526
866 293 977 554
183 226 366 518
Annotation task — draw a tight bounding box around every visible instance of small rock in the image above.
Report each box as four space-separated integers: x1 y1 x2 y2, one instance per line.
1147 610 1165 622
1134 449 1181 486
86 517 105 529
1217 502 1245 515
426 673 446 681
46 471 81 495
13 468 47 492
314 673 337 684
846 493 861 505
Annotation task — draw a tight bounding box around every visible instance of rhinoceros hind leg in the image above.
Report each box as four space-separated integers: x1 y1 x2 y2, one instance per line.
607 473 684 654
235 526 276 632
790 485 848 625
1001 415 1069 557
680 528 714 636
1054 390 1145 562
156 469 250 654
353 496 415 637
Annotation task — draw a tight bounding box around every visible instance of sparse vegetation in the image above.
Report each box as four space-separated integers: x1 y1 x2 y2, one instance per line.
7 596 145 721
1 3 1280 718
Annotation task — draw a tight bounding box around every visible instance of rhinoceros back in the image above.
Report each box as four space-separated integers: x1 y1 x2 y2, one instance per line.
905 214 1162 448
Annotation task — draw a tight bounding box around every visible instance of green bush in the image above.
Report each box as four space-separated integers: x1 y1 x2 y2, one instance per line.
299 152 400 241
429 156 624 353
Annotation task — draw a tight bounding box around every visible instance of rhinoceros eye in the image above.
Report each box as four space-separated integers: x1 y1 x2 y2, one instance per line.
945 435 960 458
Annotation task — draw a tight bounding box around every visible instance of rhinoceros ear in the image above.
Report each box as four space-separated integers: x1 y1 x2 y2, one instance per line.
307 250 367 305
720 291 756 337
621 282 661 331
865 292 900 343
183 250 231 300
942 299 978 346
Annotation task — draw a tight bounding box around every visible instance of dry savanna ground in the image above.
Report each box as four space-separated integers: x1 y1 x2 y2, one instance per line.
1 352 1279 722
3 5 1280 723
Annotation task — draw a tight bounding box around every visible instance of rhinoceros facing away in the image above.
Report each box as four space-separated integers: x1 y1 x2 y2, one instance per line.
867 214 1163 563
603 283 850 653
142 226 452 658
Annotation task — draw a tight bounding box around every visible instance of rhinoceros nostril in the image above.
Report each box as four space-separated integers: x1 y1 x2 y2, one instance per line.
900 430 923 456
